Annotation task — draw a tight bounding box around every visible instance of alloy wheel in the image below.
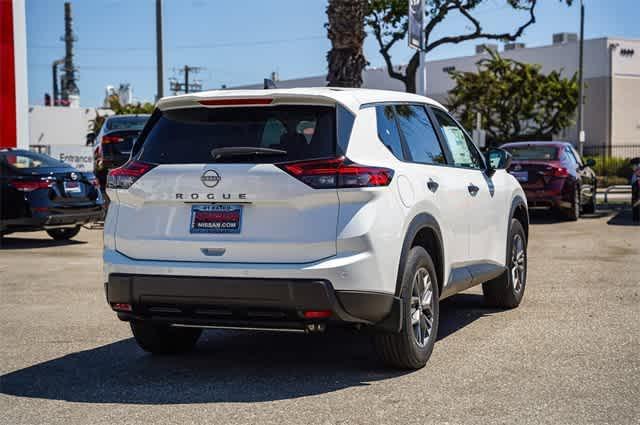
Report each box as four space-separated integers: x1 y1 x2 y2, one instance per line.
410 267 435 347
511 234 526 292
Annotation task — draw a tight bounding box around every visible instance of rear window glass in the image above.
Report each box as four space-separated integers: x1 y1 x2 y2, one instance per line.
504 145 559 160
136 106 336 164
106 116 149 131
0 150 65 169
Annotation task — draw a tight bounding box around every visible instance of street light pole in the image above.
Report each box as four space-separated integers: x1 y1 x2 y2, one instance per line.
577 0 585 155
155 0 164 101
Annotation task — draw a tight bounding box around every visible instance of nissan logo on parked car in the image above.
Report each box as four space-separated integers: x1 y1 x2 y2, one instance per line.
201 170 221 188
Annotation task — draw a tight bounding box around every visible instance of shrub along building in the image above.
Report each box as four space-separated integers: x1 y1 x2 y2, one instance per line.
234 34 639 152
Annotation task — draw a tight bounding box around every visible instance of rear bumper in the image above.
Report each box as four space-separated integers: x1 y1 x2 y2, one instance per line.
1 208 104 233
105 273 398 329
523 189 572 210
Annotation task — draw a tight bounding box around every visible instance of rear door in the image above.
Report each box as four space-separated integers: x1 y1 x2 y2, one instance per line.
113 104 341 264
382 104 470 267
430 107 507 265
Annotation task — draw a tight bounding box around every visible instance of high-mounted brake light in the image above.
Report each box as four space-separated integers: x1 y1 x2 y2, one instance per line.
277 157 394 189
10 179 53 192
102 135 125 144
198 98 273 106
106 160 156 189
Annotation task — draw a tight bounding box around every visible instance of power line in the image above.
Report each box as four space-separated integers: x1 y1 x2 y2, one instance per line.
28 34 326 52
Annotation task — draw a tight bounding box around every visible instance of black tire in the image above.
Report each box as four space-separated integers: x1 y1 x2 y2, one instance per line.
482 218 527 309
46 226 81 240
374 246 439 370
130 321 202 355
564 186 580 221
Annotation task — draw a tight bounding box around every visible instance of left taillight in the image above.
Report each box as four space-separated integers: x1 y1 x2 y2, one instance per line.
277 157 394 189
102 135 125 144
10 179 53 192
106 160 156 189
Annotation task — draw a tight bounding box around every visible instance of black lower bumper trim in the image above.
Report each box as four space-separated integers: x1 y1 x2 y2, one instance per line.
106 274 397 327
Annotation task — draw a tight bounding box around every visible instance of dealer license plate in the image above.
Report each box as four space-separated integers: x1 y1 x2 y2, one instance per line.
64 181 82 193
190 204 243 234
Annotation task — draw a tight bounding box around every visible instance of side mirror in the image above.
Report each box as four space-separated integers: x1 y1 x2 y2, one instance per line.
485 148 512 176
585 158 596 167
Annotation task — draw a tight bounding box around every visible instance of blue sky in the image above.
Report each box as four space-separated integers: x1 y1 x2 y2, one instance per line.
26 0 639 107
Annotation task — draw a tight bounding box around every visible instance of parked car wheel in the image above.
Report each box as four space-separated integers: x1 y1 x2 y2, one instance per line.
46 226 81 241
564 186 580 221
482 219 527 309
130 321 202 355
374 246 439 370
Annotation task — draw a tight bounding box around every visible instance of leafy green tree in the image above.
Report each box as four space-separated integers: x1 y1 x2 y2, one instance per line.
447 49 578 144
326 0 369 87
366 0 573 93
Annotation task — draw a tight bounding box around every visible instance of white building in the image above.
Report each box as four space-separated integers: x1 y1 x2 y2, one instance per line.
235 35 640 148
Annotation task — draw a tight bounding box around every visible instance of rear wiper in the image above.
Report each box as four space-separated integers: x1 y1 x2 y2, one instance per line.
210 147 288 160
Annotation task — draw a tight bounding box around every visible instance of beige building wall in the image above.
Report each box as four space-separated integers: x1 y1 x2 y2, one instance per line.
581 77 609 146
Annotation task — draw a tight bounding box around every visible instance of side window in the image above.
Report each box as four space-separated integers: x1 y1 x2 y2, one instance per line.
394 105 446 165
375 105 405 160
431 108 484 169
337 105 355 156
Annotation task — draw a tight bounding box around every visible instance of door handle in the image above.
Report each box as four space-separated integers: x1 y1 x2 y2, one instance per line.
427 179 439 193
468 183 480 196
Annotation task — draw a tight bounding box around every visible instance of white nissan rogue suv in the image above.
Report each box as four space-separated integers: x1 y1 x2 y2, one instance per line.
103 88 528 369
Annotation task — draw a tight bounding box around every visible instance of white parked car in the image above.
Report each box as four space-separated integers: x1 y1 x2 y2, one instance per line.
103 88 528 369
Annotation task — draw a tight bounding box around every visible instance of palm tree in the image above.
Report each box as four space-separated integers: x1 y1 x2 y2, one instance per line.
326 0 368 87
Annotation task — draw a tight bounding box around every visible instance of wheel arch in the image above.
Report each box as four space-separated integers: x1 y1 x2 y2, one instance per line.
395 213 444 298
510 195 529 241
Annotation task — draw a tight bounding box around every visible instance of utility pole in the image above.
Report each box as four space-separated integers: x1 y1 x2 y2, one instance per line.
185 65 190 94
577 0 585 155
169 66 203 94
155 0 164 100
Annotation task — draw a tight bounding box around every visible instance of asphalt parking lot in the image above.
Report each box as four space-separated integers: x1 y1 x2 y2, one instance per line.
1 208 638 425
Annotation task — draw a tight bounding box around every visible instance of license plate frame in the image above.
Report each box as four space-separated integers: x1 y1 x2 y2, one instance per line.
190 204 243 234
510 171 528 182
64 180 82 194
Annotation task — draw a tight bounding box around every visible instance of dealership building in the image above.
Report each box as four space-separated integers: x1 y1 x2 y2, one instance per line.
238 34 640 149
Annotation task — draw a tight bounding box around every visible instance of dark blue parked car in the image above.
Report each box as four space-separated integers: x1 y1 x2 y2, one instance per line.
0 149 105 240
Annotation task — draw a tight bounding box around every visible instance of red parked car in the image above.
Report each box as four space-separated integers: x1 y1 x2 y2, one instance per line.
501 141 597 220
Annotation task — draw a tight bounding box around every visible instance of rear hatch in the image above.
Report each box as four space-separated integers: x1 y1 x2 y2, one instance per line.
508 161 561 190
101 130 140 166
15 167 100 207
504 144 562 190
112 102 342 264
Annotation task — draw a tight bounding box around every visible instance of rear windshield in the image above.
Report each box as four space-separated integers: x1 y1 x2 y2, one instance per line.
503 145 559 161
106 116 149 131
0 150 66 170
135 106 336 164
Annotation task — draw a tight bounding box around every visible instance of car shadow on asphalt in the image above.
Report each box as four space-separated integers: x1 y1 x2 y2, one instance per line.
606 208 640 226
529 209 613 225
0 294 500 404
0 236 87 250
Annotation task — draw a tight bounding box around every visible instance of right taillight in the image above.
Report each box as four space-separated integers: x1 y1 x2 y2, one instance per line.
106 160 156 189
277 157 394 189
552 167 569 177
